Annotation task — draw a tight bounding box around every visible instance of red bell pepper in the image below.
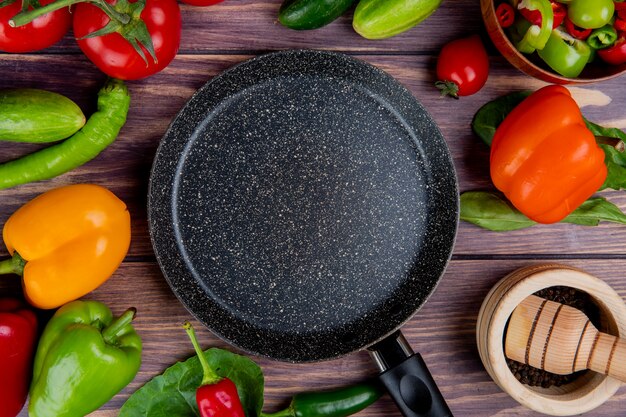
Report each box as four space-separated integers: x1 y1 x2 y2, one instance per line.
565 17 592 40
184 322 246 417
598 37 626 64
519 0 566 29
0 298 37 417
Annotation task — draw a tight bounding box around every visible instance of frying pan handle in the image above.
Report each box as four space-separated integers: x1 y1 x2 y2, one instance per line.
370 332 454 417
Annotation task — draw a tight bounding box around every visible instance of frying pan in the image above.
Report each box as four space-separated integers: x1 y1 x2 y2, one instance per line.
149 50 458 417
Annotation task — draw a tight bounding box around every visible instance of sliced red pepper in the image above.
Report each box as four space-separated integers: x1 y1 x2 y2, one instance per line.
615 1 626 12
565 17 593 40
496 3 516 28
519 0 566 29
598 37 626 65
615 17 626 33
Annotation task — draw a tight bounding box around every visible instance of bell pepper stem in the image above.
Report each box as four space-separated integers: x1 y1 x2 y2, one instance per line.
183 321 221 386
596 136 626 152
0 252 25 276
102 308 136 344
9 0 130 27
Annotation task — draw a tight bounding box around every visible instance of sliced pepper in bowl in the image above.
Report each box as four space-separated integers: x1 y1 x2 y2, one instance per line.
537 27 592 77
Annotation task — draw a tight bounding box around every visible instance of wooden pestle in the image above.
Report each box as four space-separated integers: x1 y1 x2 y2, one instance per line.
505 295 626 382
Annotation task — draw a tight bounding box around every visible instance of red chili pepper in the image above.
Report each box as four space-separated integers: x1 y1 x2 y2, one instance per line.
0 298 37 417
519 0 566 29
565 17 593 40
598 37 626 65
496 3 515 28
184 322 245 417
615 17 626 33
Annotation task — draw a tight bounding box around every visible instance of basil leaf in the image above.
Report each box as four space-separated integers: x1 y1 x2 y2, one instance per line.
120 348 264 417
461 192 626 231
562 197 626 226
460 191 536 231
471 91 531 146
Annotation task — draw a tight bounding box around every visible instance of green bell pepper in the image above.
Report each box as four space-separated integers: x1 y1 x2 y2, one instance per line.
515 0 554 53
568 0 614 29
29 301 142 417
538 27 592 78
587 24 618 50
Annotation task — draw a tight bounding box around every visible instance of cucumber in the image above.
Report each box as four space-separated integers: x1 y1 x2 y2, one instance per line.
0 89 86 143
279 0 356 30
353 0 442 40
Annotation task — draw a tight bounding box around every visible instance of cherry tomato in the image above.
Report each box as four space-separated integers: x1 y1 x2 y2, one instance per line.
73 0 181 80
0 0 70 52
519 0 566 29
436 35 489 99
180 0 223 5
496 3 515 29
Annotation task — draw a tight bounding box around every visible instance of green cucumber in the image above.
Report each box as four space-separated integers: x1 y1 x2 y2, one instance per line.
353 0 442 39
279 0 356 30
0 89 86 143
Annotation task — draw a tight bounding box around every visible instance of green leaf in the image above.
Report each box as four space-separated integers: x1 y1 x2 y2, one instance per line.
585 119 626 191
471 91 531 146
119 348 264 417
460 191 536 231
461 192 626 231
562 197 626 226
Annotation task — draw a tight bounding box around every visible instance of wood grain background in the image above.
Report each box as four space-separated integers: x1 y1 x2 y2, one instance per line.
2 0 626 416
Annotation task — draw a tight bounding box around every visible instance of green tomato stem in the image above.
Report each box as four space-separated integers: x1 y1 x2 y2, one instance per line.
183 321 221 386
0 252 25 276
9 0 130 28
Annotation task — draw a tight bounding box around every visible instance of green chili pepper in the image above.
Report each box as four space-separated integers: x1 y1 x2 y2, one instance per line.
538 27 592 77
29 300 142 417
262 382 384 417
515 0 554 53
0 78 129 190
587 24 618 50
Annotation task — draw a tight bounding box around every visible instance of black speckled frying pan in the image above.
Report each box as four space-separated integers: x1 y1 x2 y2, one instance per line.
149 50 458 417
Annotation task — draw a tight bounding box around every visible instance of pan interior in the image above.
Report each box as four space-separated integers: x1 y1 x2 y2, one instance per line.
173 75 428 333
150 50 458 362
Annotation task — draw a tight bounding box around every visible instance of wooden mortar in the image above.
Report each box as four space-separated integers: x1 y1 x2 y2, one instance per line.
476 264 626 416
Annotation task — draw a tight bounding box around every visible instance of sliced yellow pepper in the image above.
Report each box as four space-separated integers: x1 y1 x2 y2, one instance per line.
0 184 131 309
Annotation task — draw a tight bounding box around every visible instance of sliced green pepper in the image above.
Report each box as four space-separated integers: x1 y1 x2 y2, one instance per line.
515 0 554 53
587 24 618 50
538 27 592 78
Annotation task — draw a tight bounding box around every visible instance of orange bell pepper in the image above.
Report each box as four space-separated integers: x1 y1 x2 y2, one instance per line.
490 85 607 224
0 184 131 309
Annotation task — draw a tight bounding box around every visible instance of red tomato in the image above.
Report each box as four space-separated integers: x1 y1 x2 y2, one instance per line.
436 35 489 99
180 0 223 5
0 0 70 53
73 0 181 80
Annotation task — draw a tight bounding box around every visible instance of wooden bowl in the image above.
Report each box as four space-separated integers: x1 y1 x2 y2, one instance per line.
476 264 626 416
481 0 626 84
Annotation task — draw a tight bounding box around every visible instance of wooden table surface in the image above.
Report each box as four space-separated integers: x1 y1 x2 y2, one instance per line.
3 0 626 416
